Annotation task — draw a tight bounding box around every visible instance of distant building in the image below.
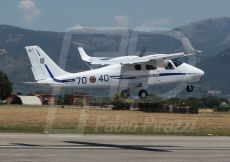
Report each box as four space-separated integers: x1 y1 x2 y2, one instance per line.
64 92 93 106
6 95 42 105
34 93 56 105
207 90 221 96
6 92 93 106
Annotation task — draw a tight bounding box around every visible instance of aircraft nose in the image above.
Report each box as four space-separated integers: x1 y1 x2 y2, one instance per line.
201 70 204 76
197 69 204 80
185 64 204 82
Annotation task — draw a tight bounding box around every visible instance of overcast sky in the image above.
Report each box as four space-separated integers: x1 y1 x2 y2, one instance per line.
1 0 230 31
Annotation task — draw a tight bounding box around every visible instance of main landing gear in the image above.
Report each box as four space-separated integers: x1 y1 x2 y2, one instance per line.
186 84 194 92
120 89 148 99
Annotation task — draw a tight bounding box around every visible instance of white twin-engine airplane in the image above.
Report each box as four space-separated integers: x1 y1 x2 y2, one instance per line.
25 38 204 99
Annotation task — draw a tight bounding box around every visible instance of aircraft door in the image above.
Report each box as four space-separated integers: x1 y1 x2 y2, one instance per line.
145 64 159 85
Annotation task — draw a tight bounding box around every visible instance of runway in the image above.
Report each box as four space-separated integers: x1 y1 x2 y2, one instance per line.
0 134 229 162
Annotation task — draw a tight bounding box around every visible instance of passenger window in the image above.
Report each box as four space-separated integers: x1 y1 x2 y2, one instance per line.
165 62 174 70
134 64 141 70
146 65 157 70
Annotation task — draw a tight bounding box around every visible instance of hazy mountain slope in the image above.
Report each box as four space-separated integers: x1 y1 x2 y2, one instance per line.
177 17 230 57
0 17 230 96
0 25 64 92
199 49 230 95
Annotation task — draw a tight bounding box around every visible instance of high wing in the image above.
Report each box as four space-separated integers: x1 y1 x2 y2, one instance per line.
78 47 139 65
78 38 202 65
78 47 110 63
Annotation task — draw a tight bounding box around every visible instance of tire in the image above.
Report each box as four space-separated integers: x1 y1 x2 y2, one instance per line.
138 89 148 99
186 85 194 92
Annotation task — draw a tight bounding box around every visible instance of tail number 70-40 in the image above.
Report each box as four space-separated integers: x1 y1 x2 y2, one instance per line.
76 75 109 84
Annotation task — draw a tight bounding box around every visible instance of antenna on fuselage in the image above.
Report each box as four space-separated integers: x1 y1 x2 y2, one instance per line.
139 48 146 57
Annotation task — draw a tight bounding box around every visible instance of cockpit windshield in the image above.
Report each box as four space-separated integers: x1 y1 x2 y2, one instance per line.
165 62 174 70
172 59 183 67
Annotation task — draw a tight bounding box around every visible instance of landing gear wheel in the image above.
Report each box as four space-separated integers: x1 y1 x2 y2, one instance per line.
138 89 148 99
186 85 194 92
120 89 130 98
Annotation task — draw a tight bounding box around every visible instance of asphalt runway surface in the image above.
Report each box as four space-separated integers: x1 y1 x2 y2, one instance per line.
0 134 229 162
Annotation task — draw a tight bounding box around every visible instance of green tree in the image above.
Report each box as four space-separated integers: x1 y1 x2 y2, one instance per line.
0 71 12 99
201 96 226 108
184 97 204 108
163 98 184 106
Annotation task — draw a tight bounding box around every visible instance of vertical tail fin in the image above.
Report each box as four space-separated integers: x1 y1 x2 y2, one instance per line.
25 46 71 81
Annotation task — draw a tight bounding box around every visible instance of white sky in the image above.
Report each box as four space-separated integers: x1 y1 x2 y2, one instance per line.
0 0 230 31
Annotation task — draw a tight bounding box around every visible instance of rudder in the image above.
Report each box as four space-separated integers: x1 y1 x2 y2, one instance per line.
25 46 71 81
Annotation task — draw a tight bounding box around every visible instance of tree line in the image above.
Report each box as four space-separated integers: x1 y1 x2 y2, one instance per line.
0 71 12 100
111 94 229 110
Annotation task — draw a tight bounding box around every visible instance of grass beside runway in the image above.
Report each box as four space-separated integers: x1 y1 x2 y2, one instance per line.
0 105 230 136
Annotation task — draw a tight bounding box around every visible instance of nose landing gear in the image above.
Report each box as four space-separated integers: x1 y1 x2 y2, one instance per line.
186 84 194 92
120 89 148 99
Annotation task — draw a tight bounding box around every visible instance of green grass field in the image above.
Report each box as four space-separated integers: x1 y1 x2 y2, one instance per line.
0 105 230 136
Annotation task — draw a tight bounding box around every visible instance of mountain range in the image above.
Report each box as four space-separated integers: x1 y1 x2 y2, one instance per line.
0 17 230 97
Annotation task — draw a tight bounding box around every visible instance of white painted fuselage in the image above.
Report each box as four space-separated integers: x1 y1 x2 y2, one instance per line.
40 61 204 88
25 45 204 97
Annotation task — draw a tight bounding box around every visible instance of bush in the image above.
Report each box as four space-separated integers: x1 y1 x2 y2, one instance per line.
112 94 133 110
201 96 227 108
0 71 12 99
138 102 164 112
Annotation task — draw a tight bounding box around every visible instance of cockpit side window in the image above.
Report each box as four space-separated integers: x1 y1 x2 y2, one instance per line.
134 64 141 70
172 59 183 67
165 62 174 70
